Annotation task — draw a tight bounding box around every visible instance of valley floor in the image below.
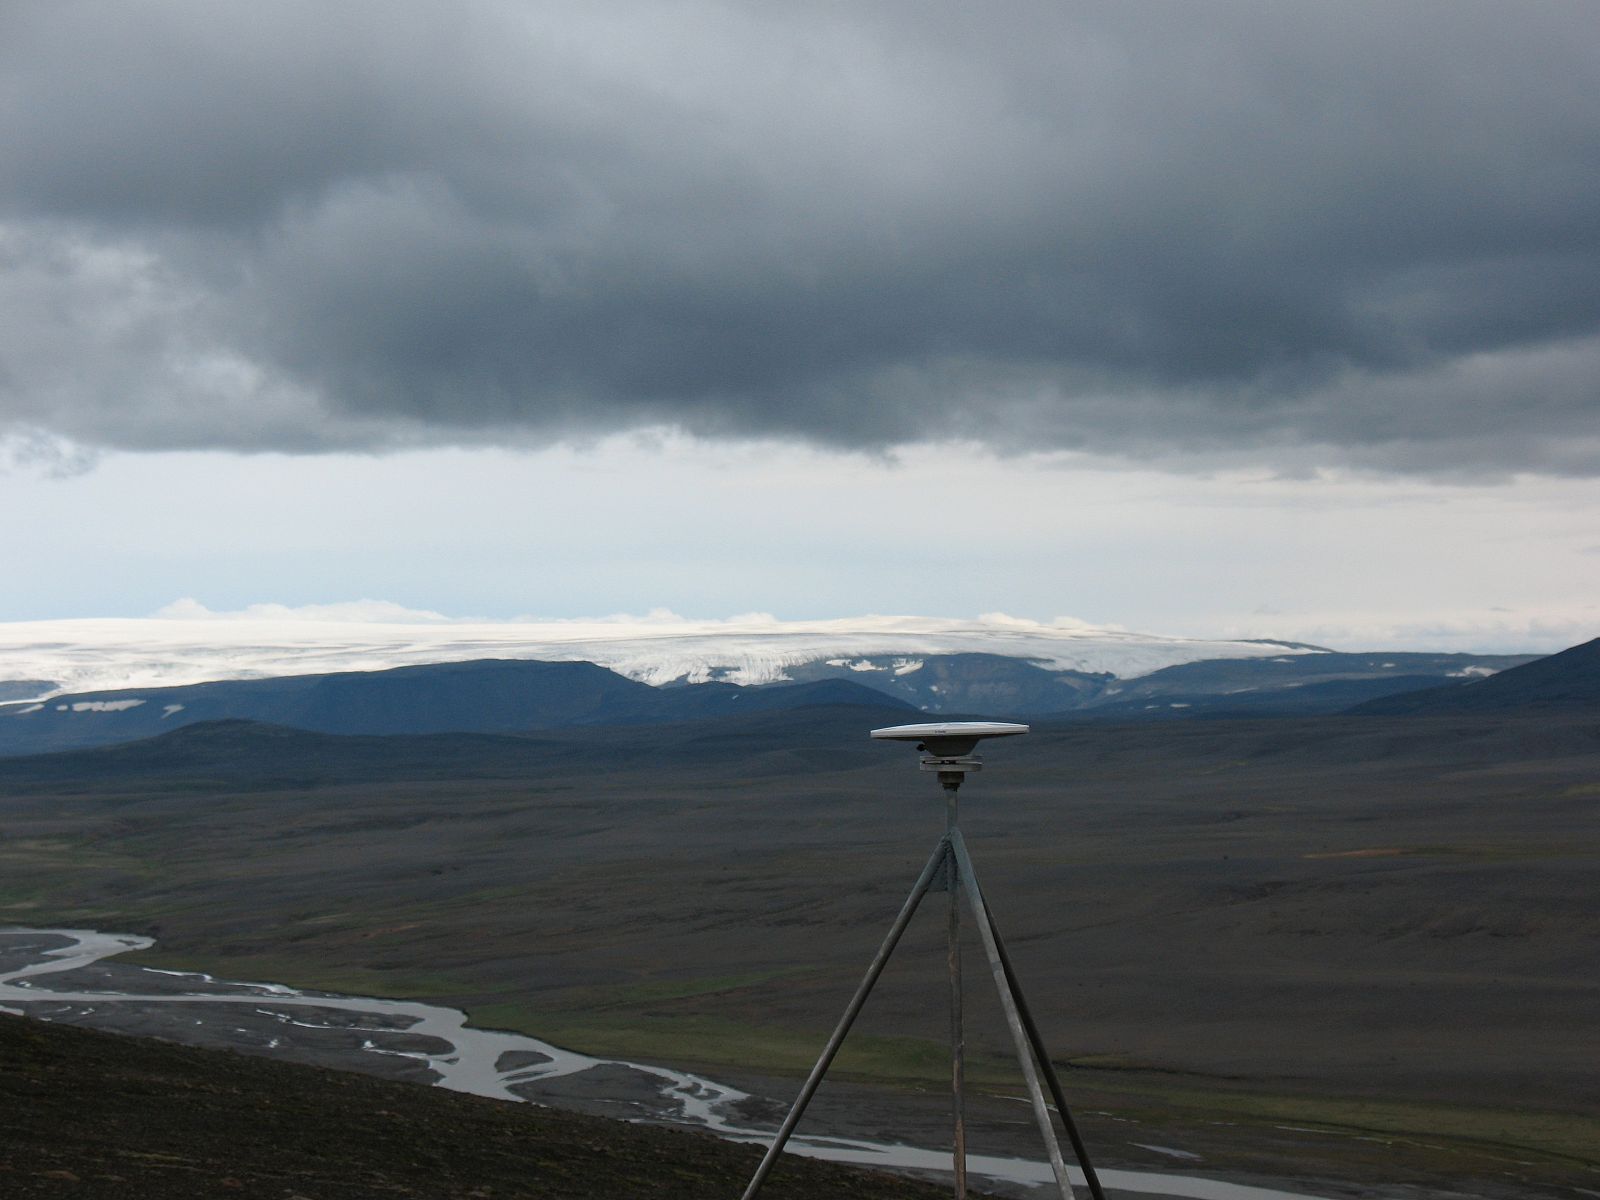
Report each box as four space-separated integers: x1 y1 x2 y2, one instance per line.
1 709 1595 1199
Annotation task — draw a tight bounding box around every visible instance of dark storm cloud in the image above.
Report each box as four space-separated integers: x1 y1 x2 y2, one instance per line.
2 1 1597 473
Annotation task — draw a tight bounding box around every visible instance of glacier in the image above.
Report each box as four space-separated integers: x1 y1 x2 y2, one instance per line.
0 612 1320 701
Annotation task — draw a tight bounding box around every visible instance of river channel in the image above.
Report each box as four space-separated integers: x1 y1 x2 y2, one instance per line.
1 926 1349 1200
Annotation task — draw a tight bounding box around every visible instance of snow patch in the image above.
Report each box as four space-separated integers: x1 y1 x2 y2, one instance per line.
893 659 923 675
69 699 145 713
161 703 185 718
1450 665 1498 678
13 703 43 715
1133 1144 1203 1162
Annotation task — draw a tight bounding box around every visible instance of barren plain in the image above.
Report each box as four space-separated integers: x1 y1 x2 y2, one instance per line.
0 704 1595 1197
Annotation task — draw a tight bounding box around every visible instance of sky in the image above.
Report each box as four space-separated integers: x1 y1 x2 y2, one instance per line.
2 1 1597 653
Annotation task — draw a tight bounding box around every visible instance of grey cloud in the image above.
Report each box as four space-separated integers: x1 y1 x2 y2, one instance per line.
1 1 1597 473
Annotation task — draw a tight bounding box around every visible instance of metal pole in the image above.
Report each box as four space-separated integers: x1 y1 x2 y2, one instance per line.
740 838 950 1200
985 904 1109 1200
948 830 1077 1200
945 778 967 1199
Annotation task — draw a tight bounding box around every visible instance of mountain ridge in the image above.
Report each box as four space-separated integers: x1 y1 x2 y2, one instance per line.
0 659 917 758
0 697 934 789
1348 636 1600 716
0 643 1552 758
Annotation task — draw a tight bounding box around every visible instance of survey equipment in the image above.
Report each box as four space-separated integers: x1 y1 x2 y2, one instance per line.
739 722 1105 1200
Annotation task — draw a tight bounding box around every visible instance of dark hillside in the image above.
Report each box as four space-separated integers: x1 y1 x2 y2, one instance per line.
1349 636 1600 715
0 681 55 702
0 700 921 791
783 652 1112 713
1058 651 1536 720
1067 673 1449 719
0 659 915 756
0 1013 973 1200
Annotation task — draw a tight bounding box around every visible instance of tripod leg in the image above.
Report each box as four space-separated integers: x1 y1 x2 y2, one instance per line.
986 906 1109 1200
948 831 1076 1200
944 778 968 1199
740 838 951 1200
948 857 967 1199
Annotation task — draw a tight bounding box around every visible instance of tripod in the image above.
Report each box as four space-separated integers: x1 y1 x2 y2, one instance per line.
740 729 1106 1200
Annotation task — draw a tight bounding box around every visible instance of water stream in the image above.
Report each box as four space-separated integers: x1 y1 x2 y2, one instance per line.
0 927 1337 1200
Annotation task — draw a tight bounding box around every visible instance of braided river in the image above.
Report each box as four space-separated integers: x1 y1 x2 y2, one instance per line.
1 927 1344 1200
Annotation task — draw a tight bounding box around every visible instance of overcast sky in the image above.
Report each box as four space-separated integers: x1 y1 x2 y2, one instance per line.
2 2 1597 651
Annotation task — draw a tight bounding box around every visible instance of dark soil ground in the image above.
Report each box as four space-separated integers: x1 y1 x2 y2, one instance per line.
0 1012 981 1200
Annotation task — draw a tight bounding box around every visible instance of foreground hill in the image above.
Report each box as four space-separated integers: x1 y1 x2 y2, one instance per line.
1349 636 1600 715
0 1013 967 1200
0 701 919 790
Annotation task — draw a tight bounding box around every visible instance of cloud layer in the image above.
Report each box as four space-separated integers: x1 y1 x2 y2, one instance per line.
3 2 1597 473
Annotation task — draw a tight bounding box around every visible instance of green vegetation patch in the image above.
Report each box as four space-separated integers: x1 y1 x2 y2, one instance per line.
466 1004 1021 1090
551 969 812 1011
123 948 473 1001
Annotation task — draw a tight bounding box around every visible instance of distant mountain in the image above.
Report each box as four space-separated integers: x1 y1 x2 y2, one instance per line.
0 642 1543 757
0 680 55 702
0 692 925 789
1348 637 1600 716
0 612 1548 745
779 652 1112 713
1060 651 1534 720
0 659 915 757
770 649 1539 720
